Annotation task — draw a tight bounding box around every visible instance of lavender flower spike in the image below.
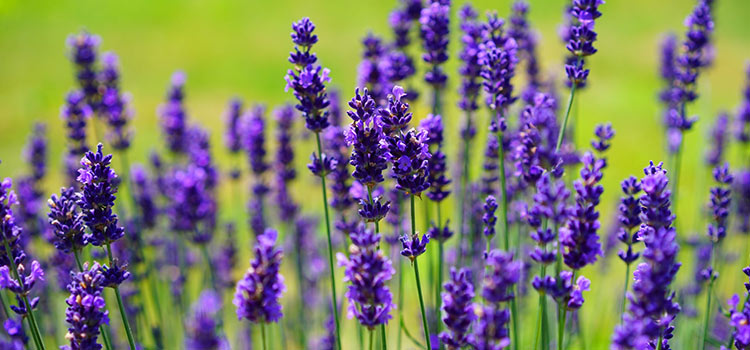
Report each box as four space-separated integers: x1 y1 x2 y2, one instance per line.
159 71 189 154
77 143 124 247
382 128 432 196
62 263 108 350
707 164 733 243
185 290 229 350
564 0 605 87
736 64 750 143
337 229 395 329
234 228 285 324
441 268 475 349
47 187 87 254
419 0 450 90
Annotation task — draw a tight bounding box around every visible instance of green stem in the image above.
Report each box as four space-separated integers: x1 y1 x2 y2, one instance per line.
106 243 137 349
557 304 567 350
261 322 268 350
397 257 404 350
621 262 631 322
701 242 717 350
656 333 663 350
458 111 473 268
199 244 218 291
369 329 374 350
436 240 444 347
510 297 519 350
556 84 578 152
411 195 432 350
413 259 431 350
497 129 509 251
381 323 388 350
3 240 45 350
315 132 342 350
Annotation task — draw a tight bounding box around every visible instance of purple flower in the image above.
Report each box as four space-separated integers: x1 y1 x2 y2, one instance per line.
234 228 285 324
378 86 413 135
421 114 451 202
707 163 733 243
77 144 124 246
243 105 269 176
479 17 518 129
419 1 451 88
47 187 87 253
286 18 331 133
16 124 47 238
400 232 429 262
346 88 389 187
591 123 614 152
168 165 216 243
159 71 189 154
99 259 130 288
560 149 609 270
337 229 395 329
389 4 413 50
61 90 92 184
99 51 119 89
325 126 354 229
383 128 432 196
185 290 229 350
509 1 542 102
99 53 133 151
457 4 482 143
23 122 47 183
546 271 590 310
427 222 453 243
383 50 416 86
214 223 238 291
736 64 750 143
616 176 642 264
67 32 101 112
735 170 750 235
564 0 604 87
274 104 299 222
440 268 475 349
307 152 337 177
619 162 681 349
1 318 26 349
469 305 510 350
357 33 388 101
706 112 729 166
481 134 500 197
483 196 498 238
224 98 244 154
526 173 569 266
130 165 158 229
482 250 521 303
62 263 109 350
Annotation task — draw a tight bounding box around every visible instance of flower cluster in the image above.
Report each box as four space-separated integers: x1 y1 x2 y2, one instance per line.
616 162 681 349
400 232 429 262
616 176 642 264
457 4 482 140
736 65 750 143
479 15 518 130
509 1 541 102
47 187 87 253
286 17 331 133
526 173 570 267
62 263 108 350
159 71 189 154
561 126 613 270
379 86 413 135
421 114 450 202
224 98 244 156
185 291 229 350
707 163 733 243
383 128 431 196
274 104 299 222
337 229 395 329
482 250 521 303
419 0 450 89
482 195 498 238
234 229 285 324
441 268 475 349
99 53 133 150
563 0 604 87
77 144 125 246
67 32 101 111
358 33 388 101
61 90 92 184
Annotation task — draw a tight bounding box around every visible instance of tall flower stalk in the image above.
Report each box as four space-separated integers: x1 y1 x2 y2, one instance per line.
384 123 432 349
615 176 642 319
700 164 732 350
558 0 604 151
284 17 341 350
77 144 136 349
0 178 46 350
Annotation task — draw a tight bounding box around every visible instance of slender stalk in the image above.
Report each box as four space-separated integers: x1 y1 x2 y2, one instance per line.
656 333 664 350
261 322 268 350
199 244 218 291
436 240 444 348
556 84 578 152
294 226 307 348
701 243 717 350
3 241 45 350
620 262 631 322
0 288 10 319
457 111 473 269
381 323 387 350
369 329 375 350
411 195 432 350
397 258 404 350
106 242 137 350
496 129 509 251
314 132 342 350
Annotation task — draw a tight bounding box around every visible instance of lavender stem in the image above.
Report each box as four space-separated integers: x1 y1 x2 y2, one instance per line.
411 194 432 350
555 84 578 152
106 242 137 349
3 240 45 350
315 131 342 350
74 249 114 350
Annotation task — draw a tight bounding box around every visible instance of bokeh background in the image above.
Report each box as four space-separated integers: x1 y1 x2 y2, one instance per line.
2 0 750 348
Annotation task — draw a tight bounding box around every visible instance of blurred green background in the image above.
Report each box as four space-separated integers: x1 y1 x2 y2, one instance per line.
2 0 750 348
